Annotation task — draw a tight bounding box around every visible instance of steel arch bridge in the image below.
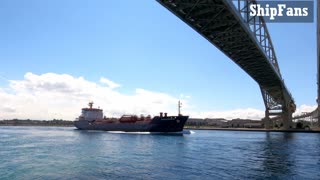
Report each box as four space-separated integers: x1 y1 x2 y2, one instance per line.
157 0 296 129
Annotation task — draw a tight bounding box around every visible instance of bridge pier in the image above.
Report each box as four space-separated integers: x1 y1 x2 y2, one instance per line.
263 110 271 129
263 106 293 130
281 109 293 129
318 107 320 128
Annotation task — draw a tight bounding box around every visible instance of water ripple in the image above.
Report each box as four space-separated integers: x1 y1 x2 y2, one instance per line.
0 127 320 179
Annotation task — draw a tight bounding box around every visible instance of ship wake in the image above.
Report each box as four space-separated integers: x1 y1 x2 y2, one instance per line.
106 130 193 135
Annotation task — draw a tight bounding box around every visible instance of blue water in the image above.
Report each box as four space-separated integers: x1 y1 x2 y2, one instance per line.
1 126 320 179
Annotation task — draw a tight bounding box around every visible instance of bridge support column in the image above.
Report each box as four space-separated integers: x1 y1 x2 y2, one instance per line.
318 107 320 128
263 110 271 129
282 108 292 129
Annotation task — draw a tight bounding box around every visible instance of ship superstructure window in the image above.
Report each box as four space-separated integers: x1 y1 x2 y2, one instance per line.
81 109 103 121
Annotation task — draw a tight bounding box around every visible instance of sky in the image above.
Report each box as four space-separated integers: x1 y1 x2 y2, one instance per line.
0 0 318 120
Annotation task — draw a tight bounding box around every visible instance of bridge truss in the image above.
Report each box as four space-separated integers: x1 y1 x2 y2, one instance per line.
157 0 296 128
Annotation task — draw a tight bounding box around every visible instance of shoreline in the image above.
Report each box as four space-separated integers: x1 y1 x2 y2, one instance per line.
185 127 320 133
0 124 74 127
1 124 320 133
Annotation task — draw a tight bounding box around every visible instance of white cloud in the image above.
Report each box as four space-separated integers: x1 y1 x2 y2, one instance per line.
0 72 316 121
188 104 318 120
179 93 191 99
188 108 265 120
100 77 121 89
0 106 16 113
0 72 180 120
293 104 317 116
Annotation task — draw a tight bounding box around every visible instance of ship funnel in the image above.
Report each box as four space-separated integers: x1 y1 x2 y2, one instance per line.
164 113 167 117
160 112 163 118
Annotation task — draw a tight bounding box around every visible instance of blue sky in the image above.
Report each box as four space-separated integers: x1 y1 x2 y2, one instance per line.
0 0 317 119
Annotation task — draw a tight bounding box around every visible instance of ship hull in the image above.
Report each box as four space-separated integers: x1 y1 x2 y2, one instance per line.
74 116 188 132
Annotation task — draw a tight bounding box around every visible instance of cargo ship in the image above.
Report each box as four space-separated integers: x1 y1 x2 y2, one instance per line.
74 102 188 132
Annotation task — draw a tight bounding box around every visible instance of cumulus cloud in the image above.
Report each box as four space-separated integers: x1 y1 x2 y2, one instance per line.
180 94 191 99
189 108 265 120
9 72 89 94
0 72 315 121
0 72 180 120
0 106 16 113
189 104 318 120
293 104 317 116
100 77 121 89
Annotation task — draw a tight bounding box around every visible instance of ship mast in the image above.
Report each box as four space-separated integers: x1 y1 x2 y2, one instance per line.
178 100 182 116
88 102 93 109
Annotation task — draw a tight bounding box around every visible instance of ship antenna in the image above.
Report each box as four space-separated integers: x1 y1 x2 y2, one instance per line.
89 102 93 109
178 100 182 116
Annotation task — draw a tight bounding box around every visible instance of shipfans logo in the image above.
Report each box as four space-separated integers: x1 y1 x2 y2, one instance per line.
248 1 314 22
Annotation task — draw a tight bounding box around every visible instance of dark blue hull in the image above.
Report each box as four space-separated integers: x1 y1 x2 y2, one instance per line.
74 116 188 132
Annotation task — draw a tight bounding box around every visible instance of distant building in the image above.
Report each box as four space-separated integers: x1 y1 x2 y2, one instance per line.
204 118 227 126
186 118 206 126
243 122 263 128
186 118 227 126
227 119 262 128
185 118 263 128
